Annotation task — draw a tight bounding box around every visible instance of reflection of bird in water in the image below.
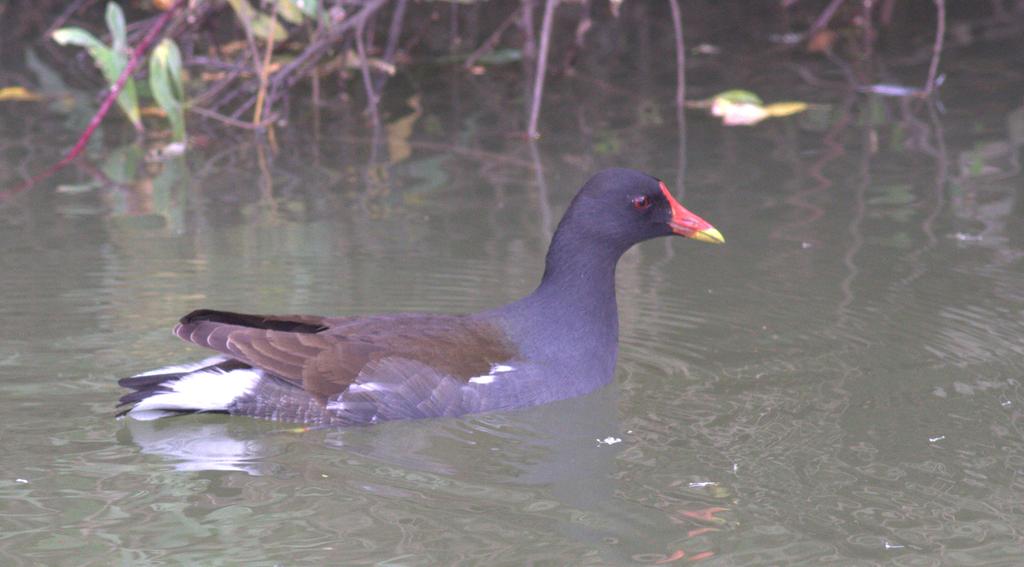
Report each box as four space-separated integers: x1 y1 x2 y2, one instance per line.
119 386 682 562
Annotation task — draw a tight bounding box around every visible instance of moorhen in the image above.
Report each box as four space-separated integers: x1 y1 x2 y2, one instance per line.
118 168 723 424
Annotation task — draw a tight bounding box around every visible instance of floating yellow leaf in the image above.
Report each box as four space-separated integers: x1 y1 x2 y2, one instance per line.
703 90 809 126
0 86 44 101
764 101 809 117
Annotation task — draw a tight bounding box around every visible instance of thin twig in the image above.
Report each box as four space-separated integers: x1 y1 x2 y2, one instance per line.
464 5 521 69
862 0 876 63
574 0 592 47
189 67 244 107
6 0 184 196
528 0 560 139
807 0 846 39
189 104 273 130
253 0 280 126
521 0 537 62
225 0 266 120
43 0 98 37
383 0 409 63
355 13 381 124
449 1 460 51
373 0 408 94
262 0 389 112
924 0 946 95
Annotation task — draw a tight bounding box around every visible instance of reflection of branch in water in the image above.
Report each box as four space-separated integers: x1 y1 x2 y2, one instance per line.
528 140 554 240
338 136 535 170
366 105 387 169
768 96 854 247
355 14 381 128
835 108 870 331
359 115 390 218
924 0 947 96
256 142 280 223
668 0 688 196
528 0 560 139
894 99 948 289
572 106 597 173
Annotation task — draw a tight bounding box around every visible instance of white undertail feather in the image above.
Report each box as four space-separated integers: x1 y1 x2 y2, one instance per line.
127 367 263 421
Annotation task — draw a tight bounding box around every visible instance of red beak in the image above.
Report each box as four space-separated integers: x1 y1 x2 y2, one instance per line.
659 182 725 244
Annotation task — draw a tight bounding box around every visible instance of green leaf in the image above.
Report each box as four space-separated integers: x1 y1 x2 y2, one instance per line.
292 0 319 18
227 0 288 41
149 38 186 141
476 48 522 65
53 26 141 129
714 89 764 106
105 2 127 53
251 13 289 40
52 27 106 51
278 0 306 25
226 0 256 20
94 46 141 129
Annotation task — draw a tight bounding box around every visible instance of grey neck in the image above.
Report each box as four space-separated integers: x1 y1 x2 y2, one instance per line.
495 227 627 373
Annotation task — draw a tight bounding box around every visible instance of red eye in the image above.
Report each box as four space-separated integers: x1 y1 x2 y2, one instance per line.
632 195 652 210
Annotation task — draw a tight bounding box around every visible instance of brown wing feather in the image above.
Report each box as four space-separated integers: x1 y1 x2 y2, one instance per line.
174 309 517 400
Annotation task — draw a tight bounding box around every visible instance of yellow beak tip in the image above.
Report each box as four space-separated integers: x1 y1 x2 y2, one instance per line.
692 227 725 244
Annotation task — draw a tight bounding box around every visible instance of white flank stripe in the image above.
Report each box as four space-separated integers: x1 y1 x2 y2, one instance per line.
468 363 515 385
347 382 386 393
133 355 230 377
128 368 262 418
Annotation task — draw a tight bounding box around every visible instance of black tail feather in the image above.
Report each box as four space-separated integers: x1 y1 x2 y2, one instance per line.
118 373 178 390
179 309 328 334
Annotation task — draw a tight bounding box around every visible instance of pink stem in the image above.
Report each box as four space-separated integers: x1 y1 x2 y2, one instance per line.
4 0 184 198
